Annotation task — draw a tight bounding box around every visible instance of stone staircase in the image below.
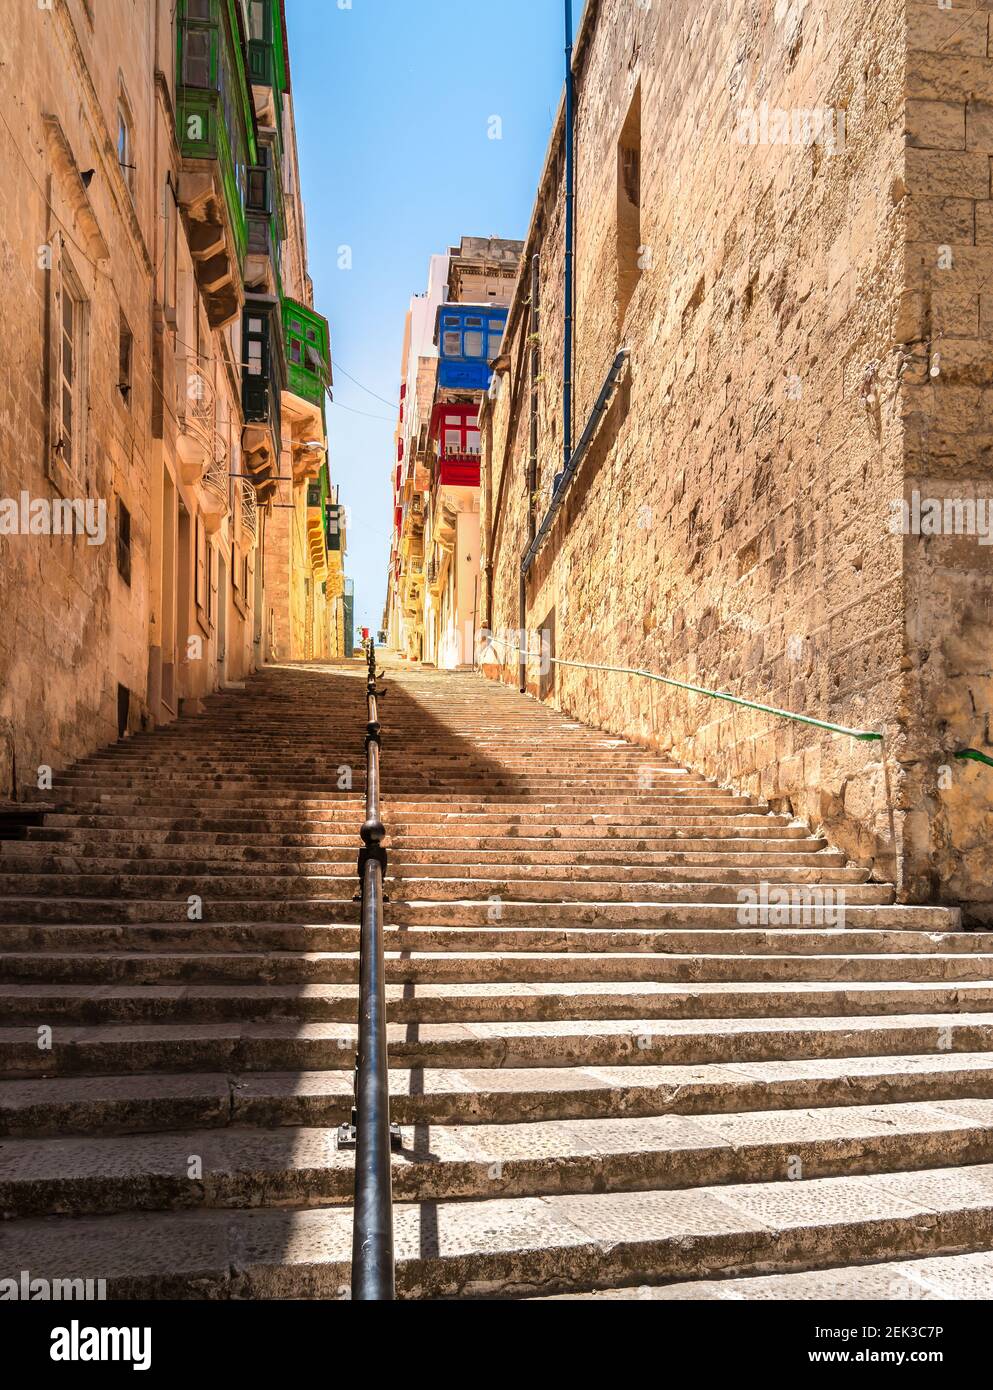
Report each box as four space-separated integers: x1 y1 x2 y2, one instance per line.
1 659 993 1299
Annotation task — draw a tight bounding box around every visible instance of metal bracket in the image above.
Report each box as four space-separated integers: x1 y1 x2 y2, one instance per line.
357 842 388 879
336 1120 403 1152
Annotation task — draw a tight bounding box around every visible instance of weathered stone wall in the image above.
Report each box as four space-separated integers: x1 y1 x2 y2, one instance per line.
0 0 327 798
899 1 993 911
0 0 156 795
484 0 993 909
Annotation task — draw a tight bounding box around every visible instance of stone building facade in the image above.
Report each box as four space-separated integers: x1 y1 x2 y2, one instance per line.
0 0 340 801
385 237 522 667
480 0 993 917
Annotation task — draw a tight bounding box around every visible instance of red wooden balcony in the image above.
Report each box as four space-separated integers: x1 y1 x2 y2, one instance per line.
431 402 481 489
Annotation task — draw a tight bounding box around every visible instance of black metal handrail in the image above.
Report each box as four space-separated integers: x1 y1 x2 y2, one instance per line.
337 638 399 1300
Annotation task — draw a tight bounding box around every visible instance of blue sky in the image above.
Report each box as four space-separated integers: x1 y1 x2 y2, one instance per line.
285 0 585 632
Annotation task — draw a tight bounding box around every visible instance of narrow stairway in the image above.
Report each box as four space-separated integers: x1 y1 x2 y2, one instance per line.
1 660 992 1299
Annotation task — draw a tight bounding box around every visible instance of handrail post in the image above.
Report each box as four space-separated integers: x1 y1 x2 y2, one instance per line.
336 637 399 1301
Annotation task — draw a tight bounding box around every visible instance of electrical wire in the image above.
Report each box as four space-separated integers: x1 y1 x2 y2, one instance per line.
328 399 395 424
330 360 398 411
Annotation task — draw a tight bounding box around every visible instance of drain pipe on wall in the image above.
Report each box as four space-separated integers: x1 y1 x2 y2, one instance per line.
562 0 575 477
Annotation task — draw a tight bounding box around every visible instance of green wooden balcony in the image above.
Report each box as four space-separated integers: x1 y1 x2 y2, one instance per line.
245 139 286 297
247 0 288 132
176 0 256 327
283 299 330 407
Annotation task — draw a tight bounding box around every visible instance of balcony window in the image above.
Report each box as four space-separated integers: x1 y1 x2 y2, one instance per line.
247 0 287 91
247 217 269 256
243 302 284 436
437 306 508 369
246 165 269 213
435 407 481 459
182 29 211 87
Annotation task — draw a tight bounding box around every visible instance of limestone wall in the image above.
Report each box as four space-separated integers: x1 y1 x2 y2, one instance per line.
484 0 992 906
899 1 993 910
0 0 157 793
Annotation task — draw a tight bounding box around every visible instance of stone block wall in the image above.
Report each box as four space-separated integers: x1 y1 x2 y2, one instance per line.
899 0 993 908
483 0 993 914
0 0 156 795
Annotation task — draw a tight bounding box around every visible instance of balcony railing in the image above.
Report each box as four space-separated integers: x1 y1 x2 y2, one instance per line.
176 359 216 451
202 446 230 507
241 479 258 541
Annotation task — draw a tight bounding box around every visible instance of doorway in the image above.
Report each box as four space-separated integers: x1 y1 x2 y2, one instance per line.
177 502 192 701
217 551 228 686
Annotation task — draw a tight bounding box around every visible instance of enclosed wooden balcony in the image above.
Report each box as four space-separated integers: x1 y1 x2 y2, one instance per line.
431 402 482 489
246 0 289 130
175 0 256 328
305 468 329 579
435 303 508 392
241 297 286 502
244 142 285 296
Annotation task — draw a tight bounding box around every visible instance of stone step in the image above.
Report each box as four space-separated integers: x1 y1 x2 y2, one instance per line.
0 892 916 925
2 1163 992 1298
3 656 987 1302
35 819 792 844
3 1100 993 1219
541 1250 993 1299
6 1052 993 1136
28 827 816 851
3 1012 991 1077
0 871 880 900
61 773 708 791
51 791 764 811
0 901 955 931
0 922 985 955
3 948 989 986
2 843 850 870
7 839 838 867
2 978 991 1026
